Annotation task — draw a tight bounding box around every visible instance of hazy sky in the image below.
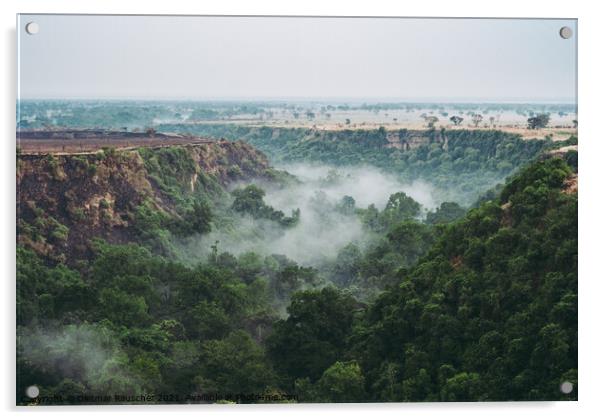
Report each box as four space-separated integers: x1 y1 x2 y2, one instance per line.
17 15 577 102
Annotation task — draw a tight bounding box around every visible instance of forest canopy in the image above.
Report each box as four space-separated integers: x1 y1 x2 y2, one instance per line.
16 100 577 404
17 151 577 403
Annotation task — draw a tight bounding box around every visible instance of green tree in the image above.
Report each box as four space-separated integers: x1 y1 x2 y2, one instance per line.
426 202 466 224
231 184 300 227
231 184 266 215
336 195 356 215
98 288 149 327
441 373 482 401
266 288 358 384
450 115 464 126
195 330 275 395
380 192 421 228
527 113 551 129
296 361 366 402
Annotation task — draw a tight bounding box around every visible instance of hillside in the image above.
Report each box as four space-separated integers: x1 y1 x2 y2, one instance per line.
155 124 553 205
15 124 578 404
268 155 578 401
17 140 282 263
16 153 577 403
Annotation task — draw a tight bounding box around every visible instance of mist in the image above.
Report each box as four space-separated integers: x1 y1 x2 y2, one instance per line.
274 163 438 211
17 324 140 395
176 164 439 267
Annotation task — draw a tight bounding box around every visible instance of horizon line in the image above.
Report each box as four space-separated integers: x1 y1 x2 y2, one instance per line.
17 97 577 105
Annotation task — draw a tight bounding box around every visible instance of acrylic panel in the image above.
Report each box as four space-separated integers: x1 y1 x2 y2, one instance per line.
16 15 578 405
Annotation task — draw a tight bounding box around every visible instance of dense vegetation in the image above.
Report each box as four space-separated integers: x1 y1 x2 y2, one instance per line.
17 150 577 403
16 100 578 404
17 100 561 207
231 185 300 228
155 125 550 205
345 157 577 401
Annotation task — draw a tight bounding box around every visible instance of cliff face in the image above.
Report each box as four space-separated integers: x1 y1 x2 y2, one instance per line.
384 129 451 150
17 140 275 263
185 140 272 184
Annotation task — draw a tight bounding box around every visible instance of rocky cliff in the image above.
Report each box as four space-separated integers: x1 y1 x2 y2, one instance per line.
17 140 280 263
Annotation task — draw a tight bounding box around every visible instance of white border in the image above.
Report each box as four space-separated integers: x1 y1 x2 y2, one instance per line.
2 1 600 419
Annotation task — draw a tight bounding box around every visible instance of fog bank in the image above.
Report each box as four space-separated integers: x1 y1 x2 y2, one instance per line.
177 164 440 267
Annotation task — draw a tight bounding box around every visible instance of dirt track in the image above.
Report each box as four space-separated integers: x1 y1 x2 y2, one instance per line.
17 130 216 154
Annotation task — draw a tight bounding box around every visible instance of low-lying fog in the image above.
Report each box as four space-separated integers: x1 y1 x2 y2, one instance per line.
275 163 438 210
177 164 440 266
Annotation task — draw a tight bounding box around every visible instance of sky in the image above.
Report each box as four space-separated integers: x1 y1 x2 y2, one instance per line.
17 15 577 102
